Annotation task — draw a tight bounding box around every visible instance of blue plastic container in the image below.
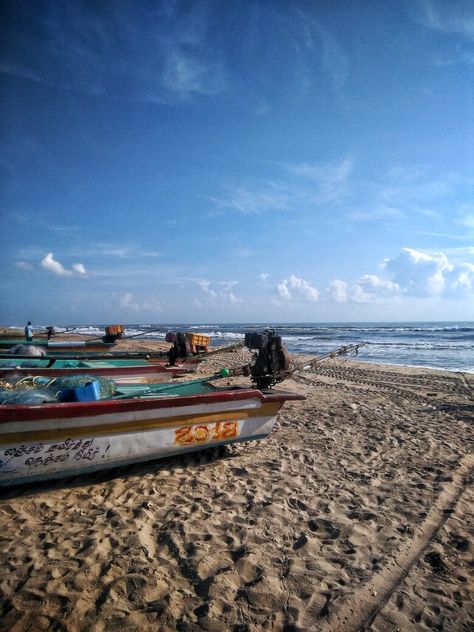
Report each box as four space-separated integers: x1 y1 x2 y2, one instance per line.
58 380 101 402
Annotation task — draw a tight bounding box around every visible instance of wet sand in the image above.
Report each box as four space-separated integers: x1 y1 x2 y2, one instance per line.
0 340 472 631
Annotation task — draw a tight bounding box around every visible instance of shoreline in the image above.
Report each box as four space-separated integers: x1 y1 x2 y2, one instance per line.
0 345 472 630
1 325 472 374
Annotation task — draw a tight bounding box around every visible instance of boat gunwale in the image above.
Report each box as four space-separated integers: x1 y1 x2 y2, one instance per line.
0 354 201 363
0 387 305 423
0 339 115 347
0 365 189 377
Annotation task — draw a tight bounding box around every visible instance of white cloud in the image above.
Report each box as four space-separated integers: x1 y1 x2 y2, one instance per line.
277 280 292 301
259 272 270 282
325 275 399 304
408 1 474 67
319 28 349 89
119 293 134 309
323 247 474 304
378 174 452 204
211 184 291 214
212 156 354 215
440 246 474 257
72 263 87 275
198 280 241 303
213 155 466 228
357 169 453 222
347 205 404 222
383 247 451 296
383 247 474 298
41 252 87 277
412 1 474 39
351 275 400 303
288 156 353 203
459 213 474 229
359 274 400 293
42 253 69 276
163 53 204 94
16 261 34 270
198 280 217 298
219 280 239 291
162 51 224 98
326 279 349 302
346 163 472 226
277 275 319 302
2 3 226 104
119 293 161 312
295 10 349 89
450 264 474 294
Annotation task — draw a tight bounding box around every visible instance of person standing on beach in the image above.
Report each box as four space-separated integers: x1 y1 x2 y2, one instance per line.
24 321 33 342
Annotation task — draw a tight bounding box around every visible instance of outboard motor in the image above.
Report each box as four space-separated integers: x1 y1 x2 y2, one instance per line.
243 329 291 389
167 332 192 366
102 325 124 343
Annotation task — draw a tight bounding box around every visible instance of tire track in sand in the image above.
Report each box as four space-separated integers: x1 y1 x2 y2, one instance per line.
320 454 473 632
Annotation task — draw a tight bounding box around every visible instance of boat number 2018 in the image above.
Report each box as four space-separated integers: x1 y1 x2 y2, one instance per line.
175 420 238 446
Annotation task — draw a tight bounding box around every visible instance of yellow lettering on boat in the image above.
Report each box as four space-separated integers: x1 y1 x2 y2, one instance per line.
174 420 239 446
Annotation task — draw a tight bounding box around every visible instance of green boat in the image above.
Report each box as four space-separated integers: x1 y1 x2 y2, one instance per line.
0 356 198 384
0 338 116 352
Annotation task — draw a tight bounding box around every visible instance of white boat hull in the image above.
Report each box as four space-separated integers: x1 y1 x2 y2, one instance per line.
0 391 289 486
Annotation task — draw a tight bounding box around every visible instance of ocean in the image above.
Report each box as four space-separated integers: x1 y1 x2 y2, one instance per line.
63 322 474 374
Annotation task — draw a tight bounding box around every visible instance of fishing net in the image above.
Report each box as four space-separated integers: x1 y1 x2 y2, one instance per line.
0 374 116 403
51 375 116 398
0 389 58 404
0 377 38 390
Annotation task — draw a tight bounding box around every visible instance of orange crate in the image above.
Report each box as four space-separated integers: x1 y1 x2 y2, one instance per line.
105 325 124 336
185 333 211 348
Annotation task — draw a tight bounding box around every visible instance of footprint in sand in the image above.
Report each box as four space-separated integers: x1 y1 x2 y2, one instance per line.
347 509 377 521
307 518 340 541
288 498 308 512
448 533 470 552
293 533 308 550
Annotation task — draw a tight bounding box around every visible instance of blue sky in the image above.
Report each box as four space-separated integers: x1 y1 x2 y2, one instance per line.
1 0 473 325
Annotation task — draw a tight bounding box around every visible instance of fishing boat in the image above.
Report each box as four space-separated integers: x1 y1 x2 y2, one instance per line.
0 329 49 339
0 379 303 487
0 325 124 352
0 329 302 486
0 339 117 353
0 357 199 384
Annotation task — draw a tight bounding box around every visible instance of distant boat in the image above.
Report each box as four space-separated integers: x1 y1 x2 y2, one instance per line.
0 330 50 339
0 324 124 352
0 379 304 486
0 338 116 352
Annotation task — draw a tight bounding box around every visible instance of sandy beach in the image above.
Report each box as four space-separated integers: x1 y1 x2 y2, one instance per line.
0 340 472 631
